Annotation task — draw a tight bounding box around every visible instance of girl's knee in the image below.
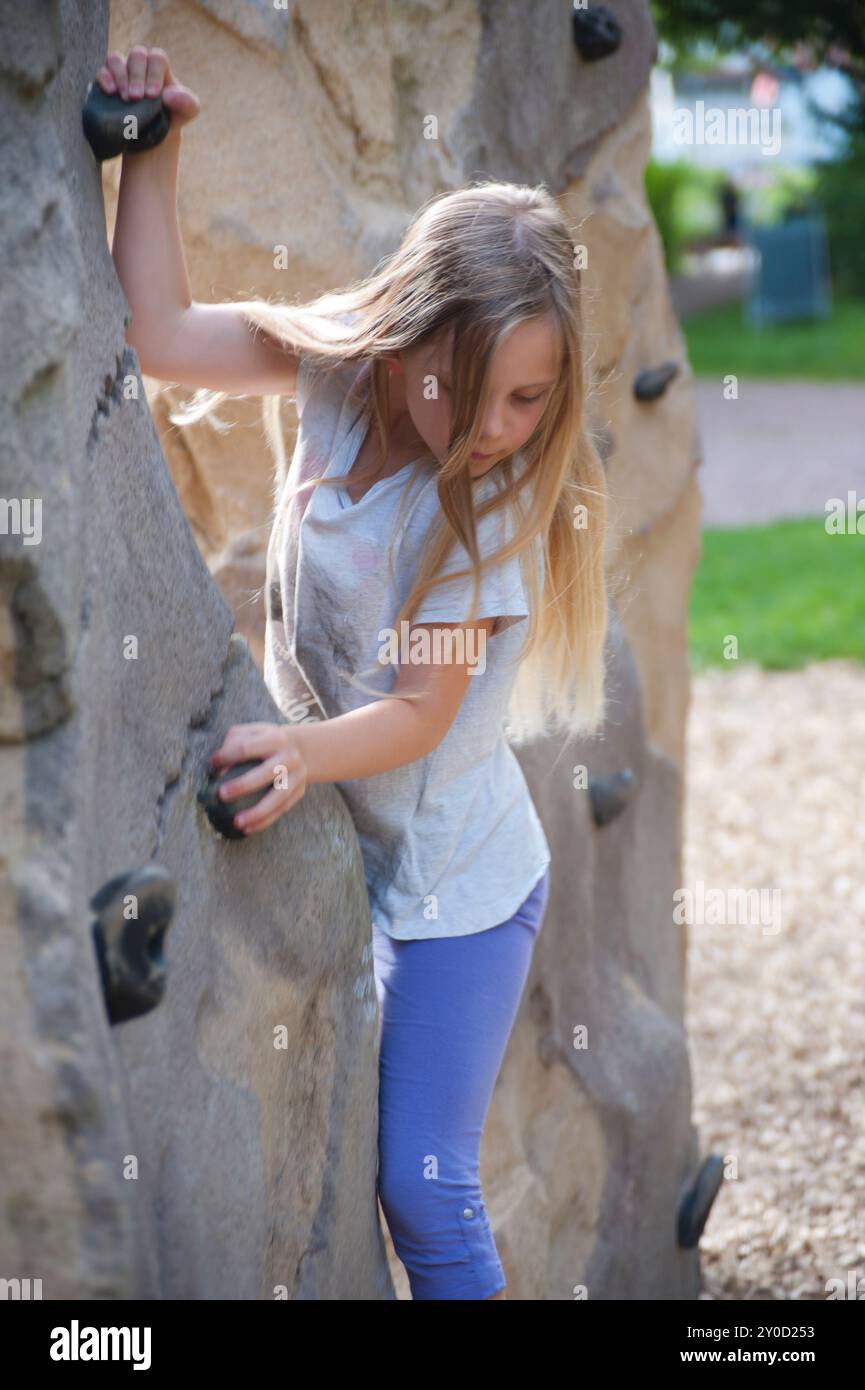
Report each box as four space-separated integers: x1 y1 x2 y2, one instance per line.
376 1154 427 1239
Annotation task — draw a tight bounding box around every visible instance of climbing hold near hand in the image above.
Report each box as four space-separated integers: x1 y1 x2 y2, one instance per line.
634 362 680 402
90 864 174 1025
198 759 271 840
81 80 173 162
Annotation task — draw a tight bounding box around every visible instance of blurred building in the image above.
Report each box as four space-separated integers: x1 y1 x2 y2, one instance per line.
650 44 853 177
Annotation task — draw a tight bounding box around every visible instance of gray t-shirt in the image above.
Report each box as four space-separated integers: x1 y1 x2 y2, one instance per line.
263 353 551 939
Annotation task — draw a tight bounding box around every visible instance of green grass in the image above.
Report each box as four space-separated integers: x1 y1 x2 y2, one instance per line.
689 517 865 672
682 297 865 381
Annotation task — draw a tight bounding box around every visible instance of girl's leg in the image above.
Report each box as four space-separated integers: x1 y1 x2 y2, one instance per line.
372 868 550 1300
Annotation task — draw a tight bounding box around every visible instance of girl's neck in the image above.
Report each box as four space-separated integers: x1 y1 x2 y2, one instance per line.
365 362 429 459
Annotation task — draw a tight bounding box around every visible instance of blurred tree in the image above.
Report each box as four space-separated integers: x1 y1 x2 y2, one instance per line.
653 3 865 291
653 2 864 83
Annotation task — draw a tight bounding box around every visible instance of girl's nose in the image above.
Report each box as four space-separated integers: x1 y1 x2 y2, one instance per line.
481 404 506 439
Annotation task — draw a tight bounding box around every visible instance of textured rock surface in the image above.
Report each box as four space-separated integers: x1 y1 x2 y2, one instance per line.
1 1 390 1300
1 0 705 1299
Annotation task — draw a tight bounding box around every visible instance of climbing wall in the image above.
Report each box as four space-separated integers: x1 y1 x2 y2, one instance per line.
0 0 391 1299
0 0 706 1299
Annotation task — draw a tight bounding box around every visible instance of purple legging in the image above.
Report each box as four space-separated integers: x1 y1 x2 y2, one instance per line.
371 866 551 1299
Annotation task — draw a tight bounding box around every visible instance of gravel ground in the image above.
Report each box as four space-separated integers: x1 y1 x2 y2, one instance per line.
683 658 865 1300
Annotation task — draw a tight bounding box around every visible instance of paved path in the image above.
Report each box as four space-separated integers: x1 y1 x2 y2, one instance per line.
694 380 865 528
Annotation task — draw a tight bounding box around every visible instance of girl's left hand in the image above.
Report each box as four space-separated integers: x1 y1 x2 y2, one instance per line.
208 722 308 834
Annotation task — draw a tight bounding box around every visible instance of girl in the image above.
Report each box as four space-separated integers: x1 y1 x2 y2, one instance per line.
101 46 609 1300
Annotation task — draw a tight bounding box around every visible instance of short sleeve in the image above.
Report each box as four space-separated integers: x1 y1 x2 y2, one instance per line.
412 491 535 632
295 310 362 419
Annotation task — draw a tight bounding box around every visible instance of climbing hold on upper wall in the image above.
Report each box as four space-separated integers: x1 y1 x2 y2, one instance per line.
81 81 173 162
90 864 174 1025
634 361 680 401
588 769 636 827
571 4 622 62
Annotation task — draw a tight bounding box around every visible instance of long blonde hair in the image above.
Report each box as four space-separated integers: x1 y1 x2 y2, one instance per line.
174 179 610 744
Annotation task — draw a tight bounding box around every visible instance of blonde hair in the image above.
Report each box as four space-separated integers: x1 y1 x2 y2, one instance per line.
175 179 610 744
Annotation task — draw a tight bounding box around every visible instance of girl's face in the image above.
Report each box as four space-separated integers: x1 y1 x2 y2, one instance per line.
392 314 561 478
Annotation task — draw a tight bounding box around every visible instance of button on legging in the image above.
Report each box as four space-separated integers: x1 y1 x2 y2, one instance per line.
371 868 550 1299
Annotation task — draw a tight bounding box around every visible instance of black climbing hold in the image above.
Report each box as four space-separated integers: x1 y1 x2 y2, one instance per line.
634 362 679 401
267 579 283 624
198 759 271 840
90 864 174 1025
588 769 636 827
571 4 622 61
81 80 173 162
677 1154 725 1248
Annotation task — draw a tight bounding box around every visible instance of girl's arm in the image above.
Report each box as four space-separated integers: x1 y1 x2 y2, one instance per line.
105 47 298 395
291 618 497 784
293 693 443 784
211 619 497 832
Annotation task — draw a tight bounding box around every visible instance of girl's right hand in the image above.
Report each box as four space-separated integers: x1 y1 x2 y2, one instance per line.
94 46 201 129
